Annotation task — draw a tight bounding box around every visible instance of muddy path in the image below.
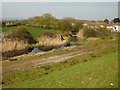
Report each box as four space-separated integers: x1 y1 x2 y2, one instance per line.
3 49 92 74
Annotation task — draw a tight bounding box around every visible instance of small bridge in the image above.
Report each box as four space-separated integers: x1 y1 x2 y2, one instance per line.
72 34 77 36
71 31 78 41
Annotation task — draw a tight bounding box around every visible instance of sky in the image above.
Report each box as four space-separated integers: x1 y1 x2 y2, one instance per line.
1 0 120 2
2 2 118 21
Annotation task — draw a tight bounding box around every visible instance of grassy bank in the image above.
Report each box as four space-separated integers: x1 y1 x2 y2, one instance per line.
2 37 118 88
2 26 62 40
4 51 118 88
3 36 117 63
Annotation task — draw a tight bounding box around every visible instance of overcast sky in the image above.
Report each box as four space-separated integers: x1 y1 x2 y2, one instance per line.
1 0 119 2
2 2 118 21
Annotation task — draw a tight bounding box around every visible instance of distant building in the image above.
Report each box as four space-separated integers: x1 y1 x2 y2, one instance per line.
83 21 106 28
107 25 120 32
83 21 120 32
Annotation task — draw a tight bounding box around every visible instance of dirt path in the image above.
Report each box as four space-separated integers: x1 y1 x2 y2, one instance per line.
3 49 92 74
3 40 117 74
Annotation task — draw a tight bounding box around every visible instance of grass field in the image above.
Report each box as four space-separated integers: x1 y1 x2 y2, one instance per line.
2 26 62 40
2 37 118 88
4 52 118 88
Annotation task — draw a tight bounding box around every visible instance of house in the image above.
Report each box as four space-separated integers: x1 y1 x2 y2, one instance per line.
112 25 120 31
107 25 120 32
83 21 106 28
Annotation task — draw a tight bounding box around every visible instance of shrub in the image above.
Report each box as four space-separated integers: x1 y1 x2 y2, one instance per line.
83 26 111 38
81 59 88 62
35 44 45 48
9 58 17 61
96 27 111 37
83 27 97 38
64 31 71 36
70 60 79 65
41 65 51 70
4 26 36 44
60 60 68 64
39 31 59 38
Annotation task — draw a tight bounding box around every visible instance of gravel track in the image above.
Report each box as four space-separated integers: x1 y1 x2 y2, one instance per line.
3 49 92 74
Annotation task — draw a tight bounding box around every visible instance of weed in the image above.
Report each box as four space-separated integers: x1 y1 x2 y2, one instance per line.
44 72 48 75
41 65 51 70
9 58 17 61
60 60 68 64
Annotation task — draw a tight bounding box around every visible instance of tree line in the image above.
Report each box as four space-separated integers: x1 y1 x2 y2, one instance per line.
104 17 120 24
2 13 120 33
1 13 84 33
23 13 83 33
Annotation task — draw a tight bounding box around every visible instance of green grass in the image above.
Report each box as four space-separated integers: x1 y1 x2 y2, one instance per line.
2 34 118 88
2 26 17 32
2 26 62 40
3 38 118 88
3 52 118 88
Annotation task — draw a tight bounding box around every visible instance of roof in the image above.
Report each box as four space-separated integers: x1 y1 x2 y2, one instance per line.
84 21 106 26
84 21 120 26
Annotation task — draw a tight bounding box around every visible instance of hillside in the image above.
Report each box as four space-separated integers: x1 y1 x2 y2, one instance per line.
2 26 62 40
2 37 118 88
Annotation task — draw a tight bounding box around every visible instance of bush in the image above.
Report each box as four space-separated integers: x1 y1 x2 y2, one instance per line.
64 31 71 36
96 27 111 37
41 65 51 70
83 27 97 38
9 58 17 61
83 26 111 38
4 26 36 44
39 31 59 38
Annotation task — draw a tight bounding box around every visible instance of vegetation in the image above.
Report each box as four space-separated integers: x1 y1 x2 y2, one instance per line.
2 13 83 34
2 26 62 40
104 19 109 24
96 26 111 38
2 26 16 32
59 18 73 32
4 26 36 44
39 31 60 38
2 37 118 88
113 17 120 23
83 26 111 38
83 27 97 38
72 20 83 32
1 13 119 88
5 52 118 88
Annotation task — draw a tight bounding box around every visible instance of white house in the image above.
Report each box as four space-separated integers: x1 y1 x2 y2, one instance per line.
107 25 120 32
107 26 113 29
